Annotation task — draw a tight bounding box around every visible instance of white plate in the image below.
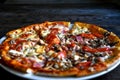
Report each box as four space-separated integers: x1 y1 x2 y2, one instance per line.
0 36 120 80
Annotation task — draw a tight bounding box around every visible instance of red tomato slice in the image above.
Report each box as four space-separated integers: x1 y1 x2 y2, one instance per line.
67 42 76 48
53 37 60 44
46 34 60 44
97 47 110 52
93 33 103 38
76 61 91 69
83 46 110 53
50 28 59 34
58 50 66 59
71 42 76 47
80 33 95 39
82 46 97 53
46 28 60 45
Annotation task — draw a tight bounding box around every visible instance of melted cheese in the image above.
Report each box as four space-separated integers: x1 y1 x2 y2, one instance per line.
47 50 55 56
10 29 22 38
88 67 95 72
41 29 50 37
34 56 44 62
74 55 80 60
35 45 45 54
53 25 69 32
72 27 88 35
27 34 37 39
26 68 33 74
9 50 23 56
99 55 109 62
58 33 65 39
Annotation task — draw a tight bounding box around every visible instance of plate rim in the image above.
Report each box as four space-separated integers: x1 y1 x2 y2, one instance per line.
0 36 120 80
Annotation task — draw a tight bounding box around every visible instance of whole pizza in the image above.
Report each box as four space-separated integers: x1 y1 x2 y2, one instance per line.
0 21 120 77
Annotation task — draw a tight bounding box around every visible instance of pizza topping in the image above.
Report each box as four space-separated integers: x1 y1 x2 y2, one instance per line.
97 47 110 52
58 50 66 59
39 39 44 43
99 56 109 62
72 26 88 35
9 50 23 56
83 46 97 53
74 55 80 60
80 33 96 39
88 67 95 72
76 36 84 43
26 68 33 74
47 50 55 56
20 33 31 38
32 62 44 68
104 32 110 37
46 32 60 44
41 29 50 37
16 44 22 51
35 45 45 54
93 33 103 38
10 30 22 38
9 39 16 44
108 41 119 47
76 61 91 69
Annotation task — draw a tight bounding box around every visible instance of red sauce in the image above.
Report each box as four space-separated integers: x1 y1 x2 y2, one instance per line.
20 34 30 38
10 39 27 50
15 39 27 44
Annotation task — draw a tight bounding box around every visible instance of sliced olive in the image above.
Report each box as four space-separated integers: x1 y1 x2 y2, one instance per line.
104 32 110 37
109 41 119 47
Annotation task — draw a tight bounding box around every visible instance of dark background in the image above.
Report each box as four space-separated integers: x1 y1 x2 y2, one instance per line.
0 0 120 80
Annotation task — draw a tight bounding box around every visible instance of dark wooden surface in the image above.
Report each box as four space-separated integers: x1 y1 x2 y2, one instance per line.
0 3 120 80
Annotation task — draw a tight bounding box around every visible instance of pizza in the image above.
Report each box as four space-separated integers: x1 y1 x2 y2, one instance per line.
0 21 120 77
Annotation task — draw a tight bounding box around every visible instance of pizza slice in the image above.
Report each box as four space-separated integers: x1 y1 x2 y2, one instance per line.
70 22 120 76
